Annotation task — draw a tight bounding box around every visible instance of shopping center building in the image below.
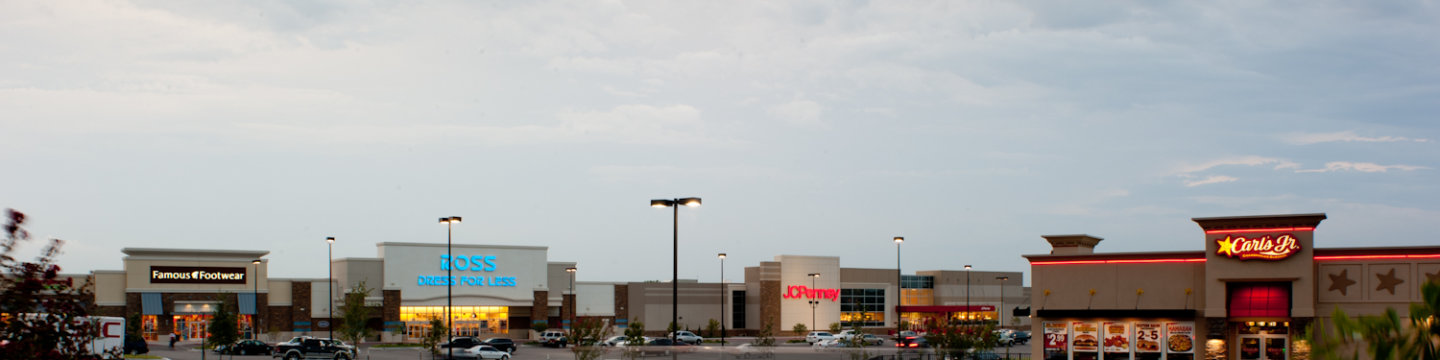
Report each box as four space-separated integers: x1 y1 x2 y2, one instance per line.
1026 213 1440 360
87 243 1028 342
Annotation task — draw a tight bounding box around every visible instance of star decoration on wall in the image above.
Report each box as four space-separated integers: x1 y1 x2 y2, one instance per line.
1328 269 1356 295
1216 237 1235 257
1375 268 1404 295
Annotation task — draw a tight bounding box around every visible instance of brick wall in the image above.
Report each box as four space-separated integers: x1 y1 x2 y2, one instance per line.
531 290 548 329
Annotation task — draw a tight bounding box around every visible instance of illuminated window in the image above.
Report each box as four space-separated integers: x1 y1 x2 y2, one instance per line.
1228 283 1290 318
400 306 509 338
840 288 886 327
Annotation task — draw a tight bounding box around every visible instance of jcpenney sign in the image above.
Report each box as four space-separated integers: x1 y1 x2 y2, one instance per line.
150 266 247 284
782 285 839 301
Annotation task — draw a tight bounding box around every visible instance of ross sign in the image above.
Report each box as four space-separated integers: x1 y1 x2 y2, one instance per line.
150 266 246 284
1215 233 1301 260
417 254 517 287
781 285 838 301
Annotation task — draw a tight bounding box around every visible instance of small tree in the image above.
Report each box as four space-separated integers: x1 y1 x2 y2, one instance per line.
622 319 646 360
338 281 375 346
754 321 777 346
666 321 679 335
828 322 842 334
208 293 241 358
706 319 721 338
1309 282 1440 360
569 318 612 360
792 323 808 335
532 320 550 333
422 319 447 357
0 209 111 359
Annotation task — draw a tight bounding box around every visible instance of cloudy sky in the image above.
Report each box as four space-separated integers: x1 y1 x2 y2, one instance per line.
3 1 1438 286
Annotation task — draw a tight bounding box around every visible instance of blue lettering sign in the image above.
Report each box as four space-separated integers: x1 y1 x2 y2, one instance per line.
419 254 515 287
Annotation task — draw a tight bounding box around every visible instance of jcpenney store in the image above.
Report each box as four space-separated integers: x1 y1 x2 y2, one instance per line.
1026 213 1440 360
91 242 593 342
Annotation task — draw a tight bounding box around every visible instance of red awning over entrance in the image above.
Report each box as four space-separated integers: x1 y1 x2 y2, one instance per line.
897 305 994 313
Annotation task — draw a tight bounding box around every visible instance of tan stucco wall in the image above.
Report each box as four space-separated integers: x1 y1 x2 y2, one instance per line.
1031 262 1205 311
92 271 127 306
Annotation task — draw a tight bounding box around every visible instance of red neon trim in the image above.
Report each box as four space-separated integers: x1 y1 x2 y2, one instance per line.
1204 227 1315 234
1314 254 1440 261
1032 258 1205 265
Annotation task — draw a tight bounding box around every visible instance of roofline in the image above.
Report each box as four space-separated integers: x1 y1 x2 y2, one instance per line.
376 242 547 251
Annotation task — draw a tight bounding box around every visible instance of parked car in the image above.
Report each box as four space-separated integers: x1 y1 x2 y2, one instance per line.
1012 330 1031 344
669 330 704 345
835 330 860 341
481 338 517 353
272 338 356 360
538 330 568 348
812 338 842 350
601 335 629 346
805 331 836 344
460 345 512 360
895 331 923 347
993 329 1016 346
853 334 885 346
966 350 1003 360
216 339 273 355
439 336 485 350
122 334 149 355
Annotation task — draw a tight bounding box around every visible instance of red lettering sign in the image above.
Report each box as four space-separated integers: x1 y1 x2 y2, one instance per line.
781 285 840 301
1215 233 1300 261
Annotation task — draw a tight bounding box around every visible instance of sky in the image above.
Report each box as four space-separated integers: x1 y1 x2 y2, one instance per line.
3 0 1439 287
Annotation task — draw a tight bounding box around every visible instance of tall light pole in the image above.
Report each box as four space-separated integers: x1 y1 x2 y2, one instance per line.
718 253 726 347
893 236 903 332
651 197 701 345
995 276 1008 328
808 273 821 331
964 265 972 324
326 237 335 341
252 259 261 340
439 216 461 360
566 267 576 330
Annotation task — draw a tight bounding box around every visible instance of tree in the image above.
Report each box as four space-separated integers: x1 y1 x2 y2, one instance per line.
706 318 720 338
338 281 375 346
208 293 241 358
0 209 112 359
753 321 776 347
666 321 679 335
792 322 808 335
622 319 646 360
422 319 447 357
532 320 550 333
569 317 611 360
828 322 842 334
922 316 995 359
1309 281 1440 360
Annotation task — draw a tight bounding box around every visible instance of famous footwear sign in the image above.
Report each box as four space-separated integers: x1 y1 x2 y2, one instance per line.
150 266 247 284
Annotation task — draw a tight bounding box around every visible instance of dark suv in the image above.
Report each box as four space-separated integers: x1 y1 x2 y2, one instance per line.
273 338 356 360
482 338 517 353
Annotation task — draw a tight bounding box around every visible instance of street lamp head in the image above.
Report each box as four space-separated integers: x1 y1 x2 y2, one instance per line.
964 265 972 270
893 236 904 244
650 199 675 208
996 276 1008 281
566 267 577 273
439 216 462 224
252 259 262 265
326 237 335 244
718 253 726 259
809 273 821 278
679 197 702 207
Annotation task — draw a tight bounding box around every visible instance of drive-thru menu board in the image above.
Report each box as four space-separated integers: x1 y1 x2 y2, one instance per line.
1167 322 1196 360
1043 322 1068 357
1072 322 1099 352
1103 322 1131 353
1134 322 1162 353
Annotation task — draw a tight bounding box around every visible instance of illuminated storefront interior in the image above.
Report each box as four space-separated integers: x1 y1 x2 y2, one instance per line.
400 306 509 337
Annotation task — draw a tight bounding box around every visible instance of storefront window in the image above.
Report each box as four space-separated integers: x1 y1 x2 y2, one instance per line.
400 306 509 338
142 315 158 341
840 288 886 328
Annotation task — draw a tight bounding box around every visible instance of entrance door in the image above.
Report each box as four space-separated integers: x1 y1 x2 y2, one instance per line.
1237 335 1287 360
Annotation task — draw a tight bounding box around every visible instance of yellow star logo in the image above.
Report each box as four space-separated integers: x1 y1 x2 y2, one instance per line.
1216 236 1235 257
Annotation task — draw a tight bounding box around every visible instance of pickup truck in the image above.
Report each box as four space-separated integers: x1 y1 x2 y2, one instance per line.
273 338 357 360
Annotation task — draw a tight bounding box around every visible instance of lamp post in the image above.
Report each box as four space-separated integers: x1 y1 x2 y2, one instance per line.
326 237 335 341
964 265 972 324
996 276 1009 328
650 197 701 345
808 273 821 331
252 259 261 340
439 216 461 360
893 236 903 331
718 253 726 347
566 267 576 330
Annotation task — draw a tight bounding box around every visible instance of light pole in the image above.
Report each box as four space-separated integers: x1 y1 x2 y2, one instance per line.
996 276 1009 328
326 237 335 341
252 259 261 340
808 273 821 332
893 236 903 331
439 216 461 359
566 267 576 330
718 253 726 347
964 265 972 324
651 197 701 345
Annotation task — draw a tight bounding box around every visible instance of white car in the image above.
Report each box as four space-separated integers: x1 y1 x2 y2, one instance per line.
805 331 836 344
464 345 512 360
601 335 629 346
835 330 860 341
992 329 1015 346
812 338 841 350
670 331 704 345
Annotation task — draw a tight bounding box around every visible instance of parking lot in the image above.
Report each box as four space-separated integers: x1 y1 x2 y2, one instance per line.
134 339 1032 360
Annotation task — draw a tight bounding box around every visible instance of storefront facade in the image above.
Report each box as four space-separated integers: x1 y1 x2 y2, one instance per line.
1026 213 1440 360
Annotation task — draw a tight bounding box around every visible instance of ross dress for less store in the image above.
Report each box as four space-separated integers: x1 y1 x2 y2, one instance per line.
1026 213 1440 360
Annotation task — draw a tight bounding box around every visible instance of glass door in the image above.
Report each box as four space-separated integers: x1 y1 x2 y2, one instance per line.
1237 335 1287 360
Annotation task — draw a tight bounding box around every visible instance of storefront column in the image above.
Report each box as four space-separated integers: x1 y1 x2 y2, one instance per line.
562 293 575 330
531 290 548 330
1205 317 1228 360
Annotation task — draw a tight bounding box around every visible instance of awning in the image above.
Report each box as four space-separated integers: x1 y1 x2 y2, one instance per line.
142 293 163 315
238 293 256 315
897 305 995 313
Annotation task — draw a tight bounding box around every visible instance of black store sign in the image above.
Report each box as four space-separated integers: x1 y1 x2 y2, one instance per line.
150 266 247 284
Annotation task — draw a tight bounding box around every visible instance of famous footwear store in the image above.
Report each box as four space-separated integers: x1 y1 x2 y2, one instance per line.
1025 213 1440 360
91 243 599 342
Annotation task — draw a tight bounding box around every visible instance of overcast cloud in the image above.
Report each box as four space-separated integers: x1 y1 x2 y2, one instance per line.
3 0 1439 286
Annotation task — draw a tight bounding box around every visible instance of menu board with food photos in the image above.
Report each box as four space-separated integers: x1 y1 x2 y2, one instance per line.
1134 322 1163 353
1166 322 1196 354
1043 322 1068 352
1072 322 1099 352
1103 322 1131 353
